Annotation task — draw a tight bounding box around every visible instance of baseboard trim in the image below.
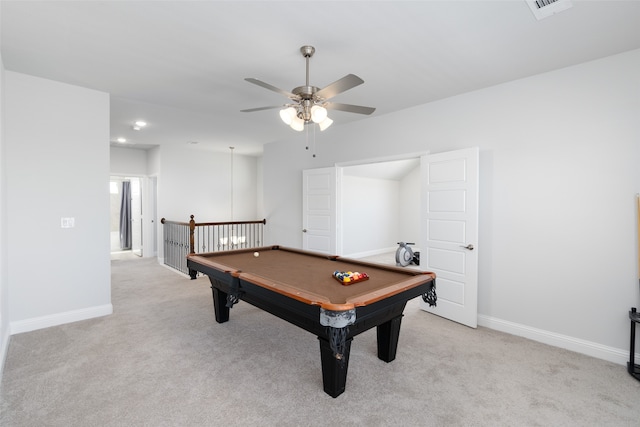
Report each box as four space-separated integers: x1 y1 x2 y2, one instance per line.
158 260 190 278
7 304 634 366
345 246 397 259
10 304 113 335
478 314 636 367
0 326 10 377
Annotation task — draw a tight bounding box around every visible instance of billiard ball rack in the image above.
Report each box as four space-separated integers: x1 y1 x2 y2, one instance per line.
332 270 369 285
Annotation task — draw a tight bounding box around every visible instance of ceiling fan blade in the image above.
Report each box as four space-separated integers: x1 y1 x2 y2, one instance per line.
325 102 376 115
245 78 296 99
240 105 283 113
315 74 364 100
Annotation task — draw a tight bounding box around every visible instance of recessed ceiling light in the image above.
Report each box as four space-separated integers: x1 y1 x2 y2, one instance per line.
116 137 127 143
133 120 147 131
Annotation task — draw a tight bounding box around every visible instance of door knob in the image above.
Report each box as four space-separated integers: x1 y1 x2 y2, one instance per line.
460 244 474 250
302 229 307 233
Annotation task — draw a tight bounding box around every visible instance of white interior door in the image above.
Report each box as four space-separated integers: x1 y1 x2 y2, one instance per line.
420 147 479 328
150 176 158 256
302 167 339 254
131 177 143 256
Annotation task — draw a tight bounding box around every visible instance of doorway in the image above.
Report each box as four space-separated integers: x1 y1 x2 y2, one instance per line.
303 148 479 327
341 157 421 260
110 176 142 257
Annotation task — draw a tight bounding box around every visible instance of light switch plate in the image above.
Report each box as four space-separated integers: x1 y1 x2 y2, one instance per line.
61 217 75 228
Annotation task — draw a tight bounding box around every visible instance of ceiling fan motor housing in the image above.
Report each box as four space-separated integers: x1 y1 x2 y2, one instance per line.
300 45 315 58
292 86 319 100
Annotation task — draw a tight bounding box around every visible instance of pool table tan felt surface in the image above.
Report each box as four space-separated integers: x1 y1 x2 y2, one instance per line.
187 245 435 311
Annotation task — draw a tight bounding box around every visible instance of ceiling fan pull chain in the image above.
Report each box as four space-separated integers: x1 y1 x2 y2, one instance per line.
305 123 309 152
312 123 317 158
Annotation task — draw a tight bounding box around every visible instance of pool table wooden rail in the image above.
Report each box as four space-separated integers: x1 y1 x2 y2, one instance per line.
187 245 435 312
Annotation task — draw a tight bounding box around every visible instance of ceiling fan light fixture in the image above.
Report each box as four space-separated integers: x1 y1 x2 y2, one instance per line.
318 117 333 131
242 45 374 138
279 107 296 125
310 105 327 123
290 114 305 131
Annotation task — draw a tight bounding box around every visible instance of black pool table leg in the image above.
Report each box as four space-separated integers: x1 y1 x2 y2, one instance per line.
376 315 403 362
318 336 353 398
211 287 230 323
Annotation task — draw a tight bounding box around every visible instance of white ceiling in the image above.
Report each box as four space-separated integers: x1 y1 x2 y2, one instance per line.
2 1 640 156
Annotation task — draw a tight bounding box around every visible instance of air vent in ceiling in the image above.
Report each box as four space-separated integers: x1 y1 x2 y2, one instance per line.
526 0 573 20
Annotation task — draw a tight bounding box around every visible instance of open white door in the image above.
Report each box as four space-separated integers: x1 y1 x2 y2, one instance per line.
302 167 339 254
131 177 143 257
420 148 479 328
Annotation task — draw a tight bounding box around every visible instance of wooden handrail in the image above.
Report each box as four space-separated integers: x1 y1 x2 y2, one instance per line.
161 214 267 276
193 219 267 227
161 216 266 227
160 218 190 226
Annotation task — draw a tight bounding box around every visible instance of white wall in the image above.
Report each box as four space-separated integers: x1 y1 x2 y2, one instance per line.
5 72 112 333
340 162 422 257
256 157 264 219
263 140 319 247
263 49 640 364
155 144 259 260
281 160 424 255
0 40 10 374
341 175 400 256
399 166 421 246
156 145 258 222
148 146 160 177
110 145 148 176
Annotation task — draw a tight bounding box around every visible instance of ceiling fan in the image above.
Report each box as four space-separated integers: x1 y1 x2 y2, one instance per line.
241 45 376 131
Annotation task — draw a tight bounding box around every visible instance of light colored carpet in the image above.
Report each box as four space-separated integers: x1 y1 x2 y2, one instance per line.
1 256 639 426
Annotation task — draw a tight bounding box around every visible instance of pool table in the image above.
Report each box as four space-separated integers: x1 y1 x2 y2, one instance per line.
186 245 437 398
